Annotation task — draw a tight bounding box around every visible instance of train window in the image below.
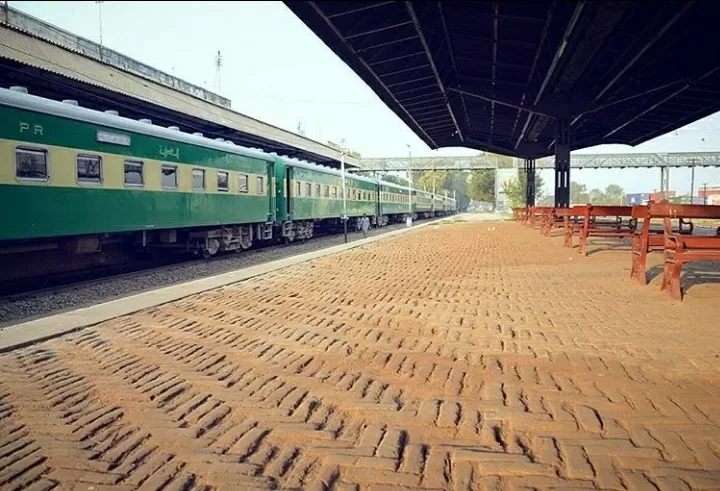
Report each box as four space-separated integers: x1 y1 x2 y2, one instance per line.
217 171 229 192
77 154 102 184
238 174 249 193
161 165 178 189
316 184 321 198
16 147 48 181
295 181 301 196
325 185 330 198
192 168 205 191
124 160 144 186
256 176 264 194
305 182 312 197
332 186 338 198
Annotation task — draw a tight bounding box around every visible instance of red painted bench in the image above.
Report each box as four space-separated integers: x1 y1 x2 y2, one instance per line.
512 207 528 222
630 202 720 300
630 202 693 285
554 206 587 247
526 206 553 229
574 206 637 256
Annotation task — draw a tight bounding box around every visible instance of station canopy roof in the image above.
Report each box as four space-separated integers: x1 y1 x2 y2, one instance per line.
0 4 360 169
285 1 720 158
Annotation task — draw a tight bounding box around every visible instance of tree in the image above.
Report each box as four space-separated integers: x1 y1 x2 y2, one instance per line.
378 173 408 187
570 181 589 204
501 170 546 208
468 170 496 203
442 171 470 211
501 176 525 208
589 188 604 203
604 184 625 205
416 170 445 193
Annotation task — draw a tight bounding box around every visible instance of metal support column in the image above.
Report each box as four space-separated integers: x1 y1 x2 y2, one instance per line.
554 118 571 208
660 166 670 200
525 158 536 207
690 166 696 203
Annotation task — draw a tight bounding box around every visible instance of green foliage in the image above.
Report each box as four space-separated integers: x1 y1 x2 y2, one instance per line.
415 170 445 193
468 170 496 203
377 170 470 212
501 175 525 208
442 171 470 211
570 181 625 205
501 170 546 208
378 173 408 187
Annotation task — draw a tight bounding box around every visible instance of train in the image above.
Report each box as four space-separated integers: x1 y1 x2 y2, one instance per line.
0 86 456 259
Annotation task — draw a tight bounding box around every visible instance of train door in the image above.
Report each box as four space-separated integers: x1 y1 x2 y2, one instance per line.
375 184 381 225
285 166 294 219
274 158 287 223
266 161 276 222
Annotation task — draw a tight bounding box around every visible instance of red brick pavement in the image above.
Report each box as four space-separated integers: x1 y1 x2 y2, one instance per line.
1 220 719 490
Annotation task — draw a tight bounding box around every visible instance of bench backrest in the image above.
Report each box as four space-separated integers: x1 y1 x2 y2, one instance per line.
648 202 720 220
555 205 587 217
586 205 634 217
634 202 720 247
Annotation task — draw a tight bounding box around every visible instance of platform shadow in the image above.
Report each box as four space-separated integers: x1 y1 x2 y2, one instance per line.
645 261 720 293
585 238 633 256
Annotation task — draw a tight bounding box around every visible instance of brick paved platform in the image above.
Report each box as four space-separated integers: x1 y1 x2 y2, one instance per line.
1 219 719 490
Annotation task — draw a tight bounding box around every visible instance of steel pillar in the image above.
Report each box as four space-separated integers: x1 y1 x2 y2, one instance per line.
524 158 536 207
690 166 695 202
554 118 571 208
660 166 670 199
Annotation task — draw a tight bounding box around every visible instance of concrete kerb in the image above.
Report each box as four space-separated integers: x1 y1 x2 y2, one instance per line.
0 215 467 353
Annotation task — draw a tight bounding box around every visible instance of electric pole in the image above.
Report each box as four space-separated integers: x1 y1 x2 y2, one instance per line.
214 50 223 92
95 1 104 57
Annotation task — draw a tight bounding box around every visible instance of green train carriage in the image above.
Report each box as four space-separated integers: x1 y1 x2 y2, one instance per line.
0 86 455 259
0 86 279 257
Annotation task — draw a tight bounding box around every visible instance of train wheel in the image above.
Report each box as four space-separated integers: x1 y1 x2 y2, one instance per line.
201 238 220 259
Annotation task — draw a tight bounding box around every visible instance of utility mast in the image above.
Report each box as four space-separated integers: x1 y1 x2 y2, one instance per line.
214 50 223 92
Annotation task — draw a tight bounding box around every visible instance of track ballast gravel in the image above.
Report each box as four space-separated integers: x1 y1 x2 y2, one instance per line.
0 221 426 327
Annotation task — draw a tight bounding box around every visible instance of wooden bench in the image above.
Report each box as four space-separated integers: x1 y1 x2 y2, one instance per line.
512 207 528 222
526 206 553 229
630 202 693 285
630 202 720 300
554 206 587 247
574 205 637 256
540 208 558 235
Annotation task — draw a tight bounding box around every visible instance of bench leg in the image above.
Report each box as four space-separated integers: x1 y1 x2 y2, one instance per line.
564 227 573 248
630 240 648 285
661 259 683 300
578 230 588 256
668 261 683 301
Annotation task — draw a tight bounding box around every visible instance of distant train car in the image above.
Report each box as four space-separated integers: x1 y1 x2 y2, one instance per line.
0 86 456 258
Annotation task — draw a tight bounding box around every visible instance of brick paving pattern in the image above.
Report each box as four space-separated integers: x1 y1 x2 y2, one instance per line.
1 220 719 490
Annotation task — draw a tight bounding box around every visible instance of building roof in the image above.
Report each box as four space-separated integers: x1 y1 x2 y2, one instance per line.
0 5 360 168
284 1 720 159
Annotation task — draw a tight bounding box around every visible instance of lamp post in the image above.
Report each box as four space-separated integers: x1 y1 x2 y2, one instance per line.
341 151 348 243
95 1 104 56
406 144 412 227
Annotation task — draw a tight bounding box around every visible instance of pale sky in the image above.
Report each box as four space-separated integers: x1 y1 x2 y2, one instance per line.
10 1 720 196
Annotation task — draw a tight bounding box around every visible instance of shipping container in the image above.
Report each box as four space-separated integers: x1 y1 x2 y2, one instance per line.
625 193 650 205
